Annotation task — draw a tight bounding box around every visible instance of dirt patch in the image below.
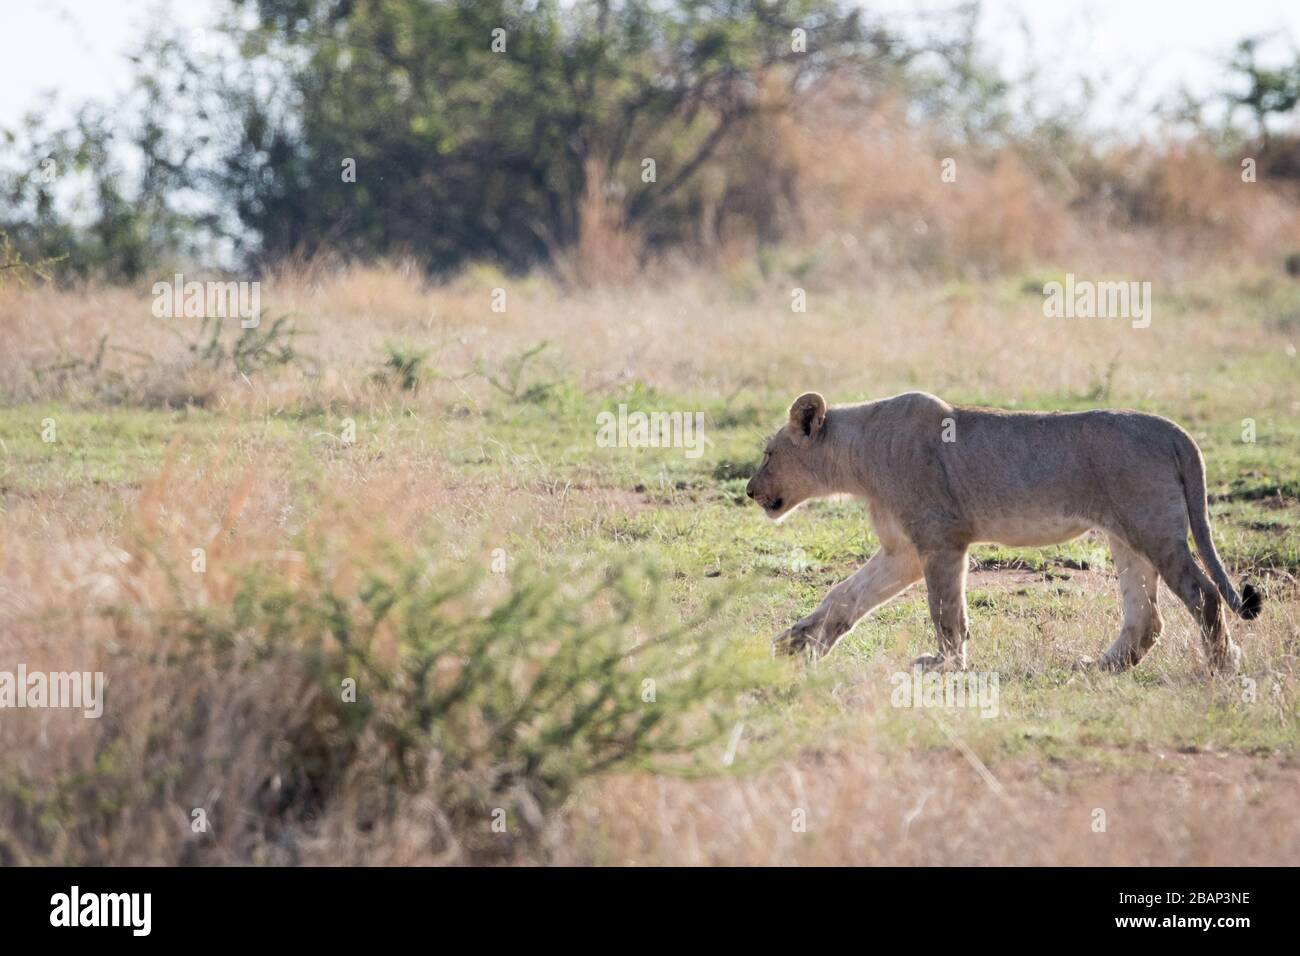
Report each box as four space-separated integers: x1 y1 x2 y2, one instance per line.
968 564 1117 595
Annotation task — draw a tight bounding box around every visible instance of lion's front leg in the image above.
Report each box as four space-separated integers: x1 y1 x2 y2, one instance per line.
917 548 971 670
773 547 922 659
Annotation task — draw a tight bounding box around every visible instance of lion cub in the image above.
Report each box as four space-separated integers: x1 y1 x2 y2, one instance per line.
747 391 1261 672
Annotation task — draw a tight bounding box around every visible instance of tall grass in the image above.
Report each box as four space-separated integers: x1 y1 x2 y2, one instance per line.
560 84 1300 284
0 469 751 865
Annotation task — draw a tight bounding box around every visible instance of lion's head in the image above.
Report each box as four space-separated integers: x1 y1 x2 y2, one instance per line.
746 392 829 521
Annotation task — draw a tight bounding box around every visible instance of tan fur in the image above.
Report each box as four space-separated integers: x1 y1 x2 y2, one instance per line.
747 391 1259 672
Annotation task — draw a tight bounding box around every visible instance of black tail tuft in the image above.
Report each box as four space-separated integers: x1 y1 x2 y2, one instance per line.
1240 582 1263 620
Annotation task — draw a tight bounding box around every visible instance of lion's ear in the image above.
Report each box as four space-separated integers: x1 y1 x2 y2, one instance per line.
788 392 827 442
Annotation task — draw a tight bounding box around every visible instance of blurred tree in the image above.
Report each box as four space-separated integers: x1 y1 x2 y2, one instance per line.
0 108 157 281
216 0 902 273
1224 37 1300 151
0 39 219 282
2 1 1013 280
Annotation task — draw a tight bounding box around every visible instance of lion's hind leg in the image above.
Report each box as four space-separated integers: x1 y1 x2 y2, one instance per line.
1095 535 1162 671
1154 544 1241 672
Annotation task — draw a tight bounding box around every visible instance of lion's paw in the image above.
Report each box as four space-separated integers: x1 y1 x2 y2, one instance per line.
772 623 823 659
911 653 953 672
1207 640 1243 675
1077 653 1131 673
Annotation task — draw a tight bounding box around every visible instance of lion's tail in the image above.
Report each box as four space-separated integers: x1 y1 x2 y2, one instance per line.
1176 434 1263 620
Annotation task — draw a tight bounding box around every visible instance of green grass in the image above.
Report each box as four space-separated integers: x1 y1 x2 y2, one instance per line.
0 405 217 492
3 369 1297 778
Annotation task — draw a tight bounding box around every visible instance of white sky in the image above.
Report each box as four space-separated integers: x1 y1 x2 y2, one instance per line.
1 0 1299 129
1 0 214 126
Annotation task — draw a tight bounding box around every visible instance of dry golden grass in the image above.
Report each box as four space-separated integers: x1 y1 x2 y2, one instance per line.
561 750 1300 865
4 255 1294 421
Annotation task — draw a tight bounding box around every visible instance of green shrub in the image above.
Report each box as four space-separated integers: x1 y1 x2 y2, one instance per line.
373 342 432 392
0 538 750 864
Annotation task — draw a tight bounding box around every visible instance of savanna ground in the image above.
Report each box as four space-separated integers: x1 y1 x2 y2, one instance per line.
1 253 1297 866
